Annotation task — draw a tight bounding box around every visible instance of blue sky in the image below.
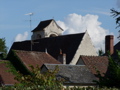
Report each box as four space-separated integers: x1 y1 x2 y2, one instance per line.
0 0 120 52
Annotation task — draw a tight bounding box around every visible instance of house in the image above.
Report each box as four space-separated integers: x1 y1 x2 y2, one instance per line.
41 64 98 86
0 60 17 86
10 19 98 65
7 50 61 74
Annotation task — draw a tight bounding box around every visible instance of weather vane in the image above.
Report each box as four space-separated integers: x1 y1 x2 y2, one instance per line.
25 13 34 30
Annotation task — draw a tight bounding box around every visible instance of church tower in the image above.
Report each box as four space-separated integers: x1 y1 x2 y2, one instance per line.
31 19 63 40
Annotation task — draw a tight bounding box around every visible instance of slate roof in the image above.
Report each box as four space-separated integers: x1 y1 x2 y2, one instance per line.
112 41 120 58
31 19 63 32
0 60 17 86
10 32 85 64
114 41 120 51
42 64 97 85
79 56 109 76
12 50 61 70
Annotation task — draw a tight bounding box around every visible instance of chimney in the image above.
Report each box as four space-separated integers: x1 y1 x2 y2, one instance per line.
58 49 66 64
105 35 114 55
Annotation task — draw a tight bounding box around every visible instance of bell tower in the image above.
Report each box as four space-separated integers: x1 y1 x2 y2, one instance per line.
31 19 63 40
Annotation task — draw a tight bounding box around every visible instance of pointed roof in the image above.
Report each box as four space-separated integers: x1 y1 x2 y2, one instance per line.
31 19 63 32
10 32 85 64
79 55 109 76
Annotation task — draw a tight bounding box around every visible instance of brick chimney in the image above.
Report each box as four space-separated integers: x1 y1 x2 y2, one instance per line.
58 49 66 64
105 35 114 55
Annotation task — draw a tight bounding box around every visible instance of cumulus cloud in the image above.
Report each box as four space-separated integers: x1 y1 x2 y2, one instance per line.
57 13 112 52
117 0 120 8
14 31 28 42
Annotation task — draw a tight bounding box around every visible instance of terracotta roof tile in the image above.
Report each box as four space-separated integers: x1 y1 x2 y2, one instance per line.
0 60 17 85
14 50 61 70
80 56 109 76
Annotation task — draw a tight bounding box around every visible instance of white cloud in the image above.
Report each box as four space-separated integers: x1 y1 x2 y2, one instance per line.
117 0 120 8
14 31 28 42
57 13 113 52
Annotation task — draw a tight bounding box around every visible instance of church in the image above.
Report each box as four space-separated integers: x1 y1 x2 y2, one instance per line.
10 19 98 65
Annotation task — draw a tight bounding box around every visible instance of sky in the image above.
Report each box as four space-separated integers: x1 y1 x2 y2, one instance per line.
0 0 120 52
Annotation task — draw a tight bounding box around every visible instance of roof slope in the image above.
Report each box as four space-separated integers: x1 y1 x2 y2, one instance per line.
43 64 97 84
13 50 61 70
10 33 85 64
114 41 120 51
0 60 17 85
32 19 63 32
112 41 120 58
32 19 52 32
80 56 109 76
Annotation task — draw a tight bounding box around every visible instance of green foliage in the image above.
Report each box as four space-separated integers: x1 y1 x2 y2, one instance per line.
7 50 31 75
0 60 18 76
94 50 120 88
98 49 104 56
111 9 120 39
111 8 120 29
13 65 64 90
0 38 8 59
0 86 120 90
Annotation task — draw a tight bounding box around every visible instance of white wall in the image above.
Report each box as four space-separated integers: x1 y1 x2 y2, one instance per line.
70 31 98 65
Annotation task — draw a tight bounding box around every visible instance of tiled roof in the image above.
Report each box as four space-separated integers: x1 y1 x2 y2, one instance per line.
0 60 17 85
13 50 61 70
10 33 85 64
42 64 97 85
80 56 109 76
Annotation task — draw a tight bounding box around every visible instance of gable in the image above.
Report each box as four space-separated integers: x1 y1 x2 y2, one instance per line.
44 20 63 37
76 58 85 65
70 31 98 65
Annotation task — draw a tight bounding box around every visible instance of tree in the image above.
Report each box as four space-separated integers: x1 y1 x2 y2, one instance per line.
111 9 120 39
13 65 64 89
0 38 8 59
94 51 120 88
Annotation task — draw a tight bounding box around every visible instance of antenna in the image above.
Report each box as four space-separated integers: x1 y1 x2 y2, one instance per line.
25 13 33 30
